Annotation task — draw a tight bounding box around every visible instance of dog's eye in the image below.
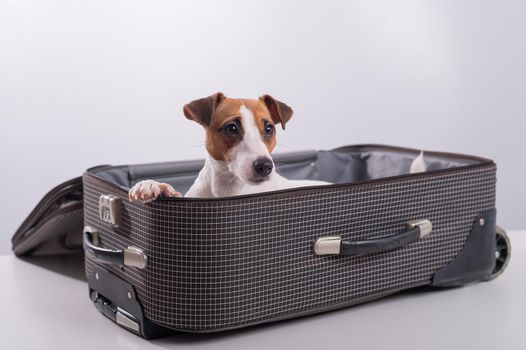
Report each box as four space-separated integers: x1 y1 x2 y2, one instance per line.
264 122 274 136
224 123 239 136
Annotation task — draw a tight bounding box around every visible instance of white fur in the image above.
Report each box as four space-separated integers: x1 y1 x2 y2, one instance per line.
184 155 328 198
227 105 273 183
410 151 427 173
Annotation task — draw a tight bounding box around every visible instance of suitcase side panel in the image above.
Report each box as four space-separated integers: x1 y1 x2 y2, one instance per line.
83 164 496 332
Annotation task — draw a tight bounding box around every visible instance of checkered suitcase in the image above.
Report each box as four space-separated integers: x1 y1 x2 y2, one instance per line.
12 145 511 339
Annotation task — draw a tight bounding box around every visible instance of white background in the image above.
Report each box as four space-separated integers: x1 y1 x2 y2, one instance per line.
1 0 525 254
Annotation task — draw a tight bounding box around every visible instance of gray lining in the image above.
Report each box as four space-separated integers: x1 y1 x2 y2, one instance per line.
91 146 482 195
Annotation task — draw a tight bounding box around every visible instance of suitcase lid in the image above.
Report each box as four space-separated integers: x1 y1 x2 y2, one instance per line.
11 176 84 256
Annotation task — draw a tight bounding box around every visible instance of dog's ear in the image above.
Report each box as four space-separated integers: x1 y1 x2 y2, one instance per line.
259 95 293 130
183 92 225 127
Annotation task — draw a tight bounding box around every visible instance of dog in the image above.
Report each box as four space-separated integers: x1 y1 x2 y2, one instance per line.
129 93 426 202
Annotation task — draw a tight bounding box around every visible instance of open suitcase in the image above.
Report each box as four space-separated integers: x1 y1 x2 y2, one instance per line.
12 144 511 339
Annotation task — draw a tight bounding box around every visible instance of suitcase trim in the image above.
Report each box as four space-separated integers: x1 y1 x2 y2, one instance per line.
88 265 175 339
431 209 497 286
84 144 496 201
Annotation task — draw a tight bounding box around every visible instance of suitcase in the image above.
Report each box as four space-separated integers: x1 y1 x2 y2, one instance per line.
12 144 511 339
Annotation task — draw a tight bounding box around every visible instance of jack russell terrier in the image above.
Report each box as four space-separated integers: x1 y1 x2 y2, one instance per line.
129 93 426 202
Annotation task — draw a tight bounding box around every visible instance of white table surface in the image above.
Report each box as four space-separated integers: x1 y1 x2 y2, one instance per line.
1 231 524 350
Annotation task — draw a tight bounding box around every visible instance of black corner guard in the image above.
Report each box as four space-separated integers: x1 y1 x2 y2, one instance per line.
87 265 175 339
431 209 496 287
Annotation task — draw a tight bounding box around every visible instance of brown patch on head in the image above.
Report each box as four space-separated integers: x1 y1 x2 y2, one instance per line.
259 95 293 130
183 92 225 127
183 94 290 161
204 98 245 161
204 98 277 161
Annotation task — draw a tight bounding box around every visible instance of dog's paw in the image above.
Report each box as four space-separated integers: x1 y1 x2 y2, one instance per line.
128 180 182 203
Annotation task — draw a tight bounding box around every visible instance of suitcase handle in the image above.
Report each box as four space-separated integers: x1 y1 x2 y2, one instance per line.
83 226 147 269
313 219 432 256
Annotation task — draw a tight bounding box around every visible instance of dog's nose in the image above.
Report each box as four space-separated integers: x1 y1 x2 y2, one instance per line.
253 157 273 177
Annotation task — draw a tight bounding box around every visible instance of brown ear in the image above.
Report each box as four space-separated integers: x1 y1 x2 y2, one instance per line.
183 92 225 127
259 95 293 130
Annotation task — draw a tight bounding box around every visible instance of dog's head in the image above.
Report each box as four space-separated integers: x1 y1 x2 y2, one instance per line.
183 93 293 184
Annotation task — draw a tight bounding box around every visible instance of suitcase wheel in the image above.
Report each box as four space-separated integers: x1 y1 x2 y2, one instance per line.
484 226 511 281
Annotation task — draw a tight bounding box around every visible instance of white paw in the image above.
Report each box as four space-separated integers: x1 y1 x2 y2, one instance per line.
128 180 181 203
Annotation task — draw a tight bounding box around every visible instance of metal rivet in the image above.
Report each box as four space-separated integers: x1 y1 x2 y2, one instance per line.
479 218 485 226
95 272 99 280
127 291 132 300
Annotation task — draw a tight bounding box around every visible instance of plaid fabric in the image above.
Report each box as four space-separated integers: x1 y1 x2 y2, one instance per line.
84 163 496 332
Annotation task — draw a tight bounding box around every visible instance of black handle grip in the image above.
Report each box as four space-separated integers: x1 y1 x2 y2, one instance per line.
314 220 432 256
83 229 125 266
82 226 147 268
341 226 420 255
